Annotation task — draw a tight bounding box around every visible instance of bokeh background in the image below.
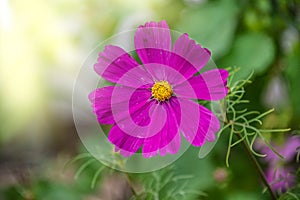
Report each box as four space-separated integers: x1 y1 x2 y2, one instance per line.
0 0 299 199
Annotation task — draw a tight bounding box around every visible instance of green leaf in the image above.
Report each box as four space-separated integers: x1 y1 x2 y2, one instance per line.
220 32 275 80
285 44 300 116
177 0 239 59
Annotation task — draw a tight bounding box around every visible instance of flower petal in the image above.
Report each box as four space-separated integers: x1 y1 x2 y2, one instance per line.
116 66 154 88
195 104 220 144
134 20 171 64
174 69 229 101
143 63 186 86
266 166 296 192
94 45 140 84
119 149 136 157
159 133 181 156
128 86 153 126
257 136 300 164
282 136 300 162
170 33 211 79
142 101 179 158
108 125 143 153
89 85 154 126
109 100 180 156
112 86 153 126
111 86 168 138
172 98 220 146
89 86 115 124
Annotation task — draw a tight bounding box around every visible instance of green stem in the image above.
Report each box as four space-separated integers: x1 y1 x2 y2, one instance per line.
236 133 277 200
125 173 138 198
118 158 138 198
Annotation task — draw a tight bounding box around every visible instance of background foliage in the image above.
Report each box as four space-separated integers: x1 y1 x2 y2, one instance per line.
0 0 299 199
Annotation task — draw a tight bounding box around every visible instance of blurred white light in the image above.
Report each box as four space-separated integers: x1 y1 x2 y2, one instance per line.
0 0 13 30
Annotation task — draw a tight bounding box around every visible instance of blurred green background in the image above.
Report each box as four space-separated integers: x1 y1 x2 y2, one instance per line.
0 0 299 199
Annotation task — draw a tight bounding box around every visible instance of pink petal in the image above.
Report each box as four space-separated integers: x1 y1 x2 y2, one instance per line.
114 146 135 157
172 98 220 146
89 85 154 126
142 101 180 158
134 20 171 64
109 100 180 156
108 125 143 153
111 86 168 138
119 150 136 157
160 133 181 156
258 136 300 164
115 66 154 88
88 86 115 124
119 86 157 130
174 69 229 101
128 86 154 126
170 33 211 79
94 45 140 84
143 63 186 86
282 136 300 162
113 86 153 126
195 104 220 143
266 166 296 192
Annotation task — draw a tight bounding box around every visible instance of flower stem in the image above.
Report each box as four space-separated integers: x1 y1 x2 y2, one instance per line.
118 156 138 198
125 173 138 198
236 133 277 200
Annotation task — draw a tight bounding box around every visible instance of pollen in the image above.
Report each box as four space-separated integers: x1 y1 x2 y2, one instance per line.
151 80 173 101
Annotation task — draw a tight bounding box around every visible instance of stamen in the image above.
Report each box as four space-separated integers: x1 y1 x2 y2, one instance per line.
151 81 173 101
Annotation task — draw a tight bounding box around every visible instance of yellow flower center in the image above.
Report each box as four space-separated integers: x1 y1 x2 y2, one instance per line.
151 81 173 101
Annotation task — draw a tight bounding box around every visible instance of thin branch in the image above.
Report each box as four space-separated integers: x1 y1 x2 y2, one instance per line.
125 173 138 198
236 133 277 200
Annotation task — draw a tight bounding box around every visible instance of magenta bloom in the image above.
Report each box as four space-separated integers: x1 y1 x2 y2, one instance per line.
266 166 297 193
256 136 300 192
257 136 300 165
89 21 228 158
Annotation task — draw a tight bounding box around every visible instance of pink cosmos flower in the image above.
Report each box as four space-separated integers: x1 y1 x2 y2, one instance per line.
266 166 297 193
89 21 228 158
256 136 300 192
257 136 300 165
